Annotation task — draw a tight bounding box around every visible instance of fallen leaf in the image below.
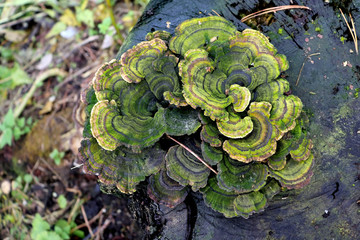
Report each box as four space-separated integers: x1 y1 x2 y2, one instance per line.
60 8 79 26
39 100 53 115
1 180 11 195
46 22 67 39
101 34 114 49
76 7 94 28
36 53 53 70
0 0 16 20
0 29 27 42
93 3 110 21
60 26 78 39
60 128 82 155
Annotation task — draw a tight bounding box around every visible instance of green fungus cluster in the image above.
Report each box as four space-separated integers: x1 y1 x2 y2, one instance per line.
78 16 314 218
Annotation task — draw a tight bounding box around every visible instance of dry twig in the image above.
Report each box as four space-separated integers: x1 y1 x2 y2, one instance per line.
0 12 46 27
67 196 82 223
13 68 68 119
45 199 76 225
65 187 82 195
241 5 311 22
95 213 104 240
94 217 112 240
81 205 94 238
61 35 100 60
57 60 100 88
38 157 67 187
71 163 84 170
71 207 106 234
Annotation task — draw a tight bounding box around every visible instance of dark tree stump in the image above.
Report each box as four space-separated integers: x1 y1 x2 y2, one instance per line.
117 1 360 239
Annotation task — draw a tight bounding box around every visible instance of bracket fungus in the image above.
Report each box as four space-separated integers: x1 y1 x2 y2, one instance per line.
147 169 189 208
166 145 210 191
79 16 315 218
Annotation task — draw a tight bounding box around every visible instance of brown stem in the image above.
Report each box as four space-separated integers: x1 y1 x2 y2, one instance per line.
81 205 94 237
105 0 125 43
166 134 218 175
70 207 105 234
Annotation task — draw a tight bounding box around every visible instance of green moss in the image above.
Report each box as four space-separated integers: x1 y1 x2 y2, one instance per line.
321 130 345 156
267 31 280 41
333 104 353 123
312 101 355 159
266 233 286 240
336 222 358 238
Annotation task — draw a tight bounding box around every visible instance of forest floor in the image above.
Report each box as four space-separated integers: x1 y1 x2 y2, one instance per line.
0 1 148 239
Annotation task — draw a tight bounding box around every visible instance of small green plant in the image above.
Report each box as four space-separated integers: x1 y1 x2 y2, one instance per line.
135 0 151 8
31 214 84 240
0 63 32 91
98 17 125 36
23 173 33 184
49 149 65 166
355 88 359 98
1 171 38 239
1 169 84 240
57 194 67 209
9 174 33 202
0 46 14 62
0 108 32 149
98 17 112 35
340 36 347 44
75 6 94 28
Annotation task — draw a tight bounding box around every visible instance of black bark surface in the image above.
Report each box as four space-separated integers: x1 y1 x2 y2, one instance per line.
117 1 360 239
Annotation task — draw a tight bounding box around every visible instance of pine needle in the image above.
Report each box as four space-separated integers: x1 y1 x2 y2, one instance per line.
166 135 218 175
241 5 311 22
296 53 320 86
212 9 221 17
339 8 358 55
